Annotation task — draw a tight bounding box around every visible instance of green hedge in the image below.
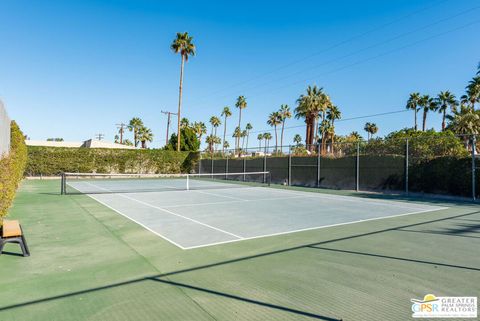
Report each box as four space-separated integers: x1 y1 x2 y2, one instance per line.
25 146 198 176
0 121 28 219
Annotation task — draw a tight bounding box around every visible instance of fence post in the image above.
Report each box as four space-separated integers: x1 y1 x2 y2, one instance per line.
317 144 321 187
243 156 246 181
211 152 214 176
226 151 229 179
405 138 409 195
356 141 360 192
198 153 202 175
472 135 476 201
263 154 267 183
288 146 292 186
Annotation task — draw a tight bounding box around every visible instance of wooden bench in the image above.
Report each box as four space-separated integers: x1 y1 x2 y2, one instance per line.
0 220 30 257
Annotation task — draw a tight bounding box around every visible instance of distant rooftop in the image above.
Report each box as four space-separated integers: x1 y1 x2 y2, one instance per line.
26 139 137 149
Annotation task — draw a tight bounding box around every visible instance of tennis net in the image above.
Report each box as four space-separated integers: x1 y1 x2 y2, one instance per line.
61 171 271 195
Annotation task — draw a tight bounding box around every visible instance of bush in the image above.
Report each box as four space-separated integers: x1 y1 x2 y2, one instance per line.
164 127 200 151
25 146 199 176
0 121 27 219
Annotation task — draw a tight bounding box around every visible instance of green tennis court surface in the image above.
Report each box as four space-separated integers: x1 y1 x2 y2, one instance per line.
1 180 478 321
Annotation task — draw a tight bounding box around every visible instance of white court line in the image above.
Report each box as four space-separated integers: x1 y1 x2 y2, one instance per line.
161 195 313 208
82 182 243 239
190 189 249 201
182 207 446 250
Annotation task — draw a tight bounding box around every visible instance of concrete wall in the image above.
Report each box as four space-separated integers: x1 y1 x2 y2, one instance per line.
0 100 11 157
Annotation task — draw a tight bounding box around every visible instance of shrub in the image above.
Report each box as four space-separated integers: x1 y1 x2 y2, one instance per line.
0 121 27 219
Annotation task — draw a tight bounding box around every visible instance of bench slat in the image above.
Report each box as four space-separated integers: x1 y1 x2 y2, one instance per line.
2 220 22 238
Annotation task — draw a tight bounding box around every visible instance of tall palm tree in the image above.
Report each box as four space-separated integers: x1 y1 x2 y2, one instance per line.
319 96 332 155
364 122 378 140
241 130 247 150
436 91 458 131
138 126 154 149
418 95 437 131
171 32 196 151
406 92 421 130
294 85 325 149
257 133 263 151
232 126 241 152
278 104 292 152
263 132 272 153
128 117 144 147
326 105 341 153
223 141 230 150
293 134 302 146
245 123 253 151
205 134 216 153
221 106 232 153
209 116 221 151
267 112 282 153
193 121 206 141
235 96 247 151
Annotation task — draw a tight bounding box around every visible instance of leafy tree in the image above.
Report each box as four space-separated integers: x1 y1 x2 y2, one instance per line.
165 126 200 151
235 96 247 150
267 112 282 152
171 32 196 151
128 117 144 147
180 118 190 129
406 92 421 130
436 91 458 131
221 106 232 153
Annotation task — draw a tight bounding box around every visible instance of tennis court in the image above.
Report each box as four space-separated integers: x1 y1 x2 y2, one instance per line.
64 172 446 249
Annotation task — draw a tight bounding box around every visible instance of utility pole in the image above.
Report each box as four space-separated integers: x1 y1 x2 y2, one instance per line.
95 133 105 141
116 123 126 144
161 110 178 145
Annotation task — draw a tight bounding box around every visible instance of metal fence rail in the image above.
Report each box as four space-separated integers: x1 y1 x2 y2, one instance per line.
199 135 478 201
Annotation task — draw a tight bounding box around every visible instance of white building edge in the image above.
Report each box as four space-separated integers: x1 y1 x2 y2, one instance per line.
26 139 137 149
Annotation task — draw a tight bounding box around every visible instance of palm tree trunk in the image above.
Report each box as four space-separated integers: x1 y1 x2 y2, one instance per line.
176 55 185 151
246 133 249 152
442 111 446 131
237 109 242 152
223 117 227 154
214 128 218 152
274 126 278 153
422 110 427 131
414 109 417 130
259 140 261 151
280 121 285 153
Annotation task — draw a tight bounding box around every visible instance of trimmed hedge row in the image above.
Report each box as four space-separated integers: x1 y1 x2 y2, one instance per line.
26 146 198 176
0 121 28 219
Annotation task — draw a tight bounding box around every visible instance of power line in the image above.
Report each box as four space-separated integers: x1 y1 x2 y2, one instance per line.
194 0 451 102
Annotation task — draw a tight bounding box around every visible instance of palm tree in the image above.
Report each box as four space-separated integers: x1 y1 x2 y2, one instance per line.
462 76 480 110
221 106 232 153
406 92 421 130
223 141 230 150
235 96 247 151
241 130 247 150
128 117 144 147
232 126 241 152
114 135 120 144
447 105 480 150
138 126 154 148
171 32 196 151
278 104 292 152
436 91 458 131
364 122 378 140
123 139 134 146
209 116 221 151
257 133 263 151
267 112 282 153
418 95 437 131
326 105 341 154
293 134 302 146
205 134 216 153
348 131 361 141
193 121 206 141
180 117 190 129
245 123 253 151
263 132 272 153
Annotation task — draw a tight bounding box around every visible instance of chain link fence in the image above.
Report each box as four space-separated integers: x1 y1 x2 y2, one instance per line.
0 100 11 158
198 134 479 201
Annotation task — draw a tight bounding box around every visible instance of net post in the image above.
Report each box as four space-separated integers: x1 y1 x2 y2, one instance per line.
186 174 190 191
405 138 409 195
356 141 360 192
288 146 291 186
472 135 476 201
317 143 321 187
267 171 271 187
225 151 229 180
61 172 65 195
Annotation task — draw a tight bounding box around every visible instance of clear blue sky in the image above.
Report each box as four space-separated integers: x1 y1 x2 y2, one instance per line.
1 0 479 148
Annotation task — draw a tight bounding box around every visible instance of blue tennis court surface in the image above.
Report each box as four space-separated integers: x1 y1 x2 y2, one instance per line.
67 179 447 249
